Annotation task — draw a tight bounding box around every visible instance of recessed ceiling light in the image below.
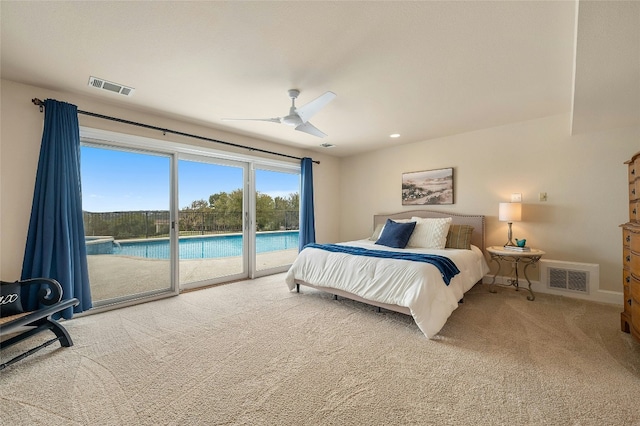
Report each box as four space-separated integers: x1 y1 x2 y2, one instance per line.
390 133 401 138
320 143 335 148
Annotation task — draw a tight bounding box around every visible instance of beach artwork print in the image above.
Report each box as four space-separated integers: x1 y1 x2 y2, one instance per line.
402 167 454 205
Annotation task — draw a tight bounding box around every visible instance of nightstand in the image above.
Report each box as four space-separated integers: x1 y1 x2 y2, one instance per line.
486 246 545 301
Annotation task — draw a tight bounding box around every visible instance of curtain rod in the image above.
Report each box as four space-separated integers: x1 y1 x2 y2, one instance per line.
31 98 319 165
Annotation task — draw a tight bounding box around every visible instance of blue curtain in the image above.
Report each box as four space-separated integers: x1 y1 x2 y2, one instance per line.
299 157 316 251
21 99 92 318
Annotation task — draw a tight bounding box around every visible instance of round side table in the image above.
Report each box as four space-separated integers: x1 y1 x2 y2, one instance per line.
486 246 545 301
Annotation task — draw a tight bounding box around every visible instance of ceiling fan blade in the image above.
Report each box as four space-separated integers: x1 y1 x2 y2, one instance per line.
295 91 336 123
221 117 281 123
295 121 327 138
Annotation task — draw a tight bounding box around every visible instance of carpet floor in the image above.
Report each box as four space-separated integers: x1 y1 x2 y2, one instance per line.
1 273 639 425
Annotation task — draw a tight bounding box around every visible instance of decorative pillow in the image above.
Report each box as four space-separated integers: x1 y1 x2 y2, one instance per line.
375 219 417 249
0 281 24 318
407 217 452 249
445 224 474 250
368 223 385 241
369 219 412 241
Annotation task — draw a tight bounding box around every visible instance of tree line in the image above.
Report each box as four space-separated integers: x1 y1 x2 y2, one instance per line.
84 190 300 239
181 189 299 233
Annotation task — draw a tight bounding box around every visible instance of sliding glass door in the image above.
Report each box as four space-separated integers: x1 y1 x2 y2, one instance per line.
81 144 176 306
178 157 248 289
253 166 300 276
178 159 300 285
80 128 301 309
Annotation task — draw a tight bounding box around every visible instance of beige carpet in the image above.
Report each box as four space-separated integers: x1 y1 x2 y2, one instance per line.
1 274 639 425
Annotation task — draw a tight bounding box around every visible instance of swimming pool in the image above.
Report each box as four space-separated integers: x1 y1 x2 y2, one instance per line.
114 231 299 259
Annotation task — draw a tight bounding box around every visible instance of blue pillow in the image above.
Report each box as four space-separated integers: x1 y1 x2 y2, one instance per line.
375 219 416 249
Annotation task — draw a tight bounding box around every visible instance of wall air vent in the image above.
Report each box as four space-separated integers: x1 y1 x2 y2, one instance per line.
88 76 135 97
539 259 599 294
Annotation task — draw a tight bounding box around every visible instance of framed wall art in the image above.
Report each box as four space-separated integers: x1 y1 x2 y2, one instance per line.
402 167 454 205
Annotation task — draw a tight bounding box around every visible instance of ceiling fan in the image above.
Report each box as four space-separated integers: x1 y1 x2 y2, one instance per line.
222 89 336 138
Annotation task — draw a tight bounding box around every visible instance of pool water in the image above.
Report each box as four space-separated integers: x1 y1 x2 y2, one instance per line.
114 231 299 259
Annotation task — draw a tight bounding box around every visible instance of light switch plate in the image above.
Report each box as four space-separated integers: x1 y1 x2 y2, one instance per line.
511 193 522 202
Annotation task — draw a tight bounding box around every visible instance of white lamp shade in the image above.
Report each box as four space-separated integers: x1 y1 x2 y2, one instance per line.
499 202 521 222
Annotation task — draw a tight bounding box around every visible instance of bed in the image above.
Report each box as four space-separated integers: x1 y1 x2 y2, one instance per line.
285 210 489 338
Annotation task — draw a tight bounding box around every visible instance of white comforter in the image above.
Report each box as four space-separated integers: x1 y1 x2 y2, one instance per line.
285 240 489 339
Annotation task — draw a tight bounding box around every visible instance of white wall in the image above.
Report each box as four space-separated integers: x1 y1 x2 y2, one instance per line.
0 79 341 280
339 113 640 298
3 77 639 303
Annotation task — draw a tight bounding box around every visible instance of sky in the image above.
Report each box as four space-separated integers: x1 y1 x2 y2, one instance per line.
80 146 300 212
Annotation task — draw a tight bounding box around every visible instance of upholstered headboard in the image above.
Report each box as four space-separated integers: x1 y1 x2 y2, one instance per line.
373 210 486 252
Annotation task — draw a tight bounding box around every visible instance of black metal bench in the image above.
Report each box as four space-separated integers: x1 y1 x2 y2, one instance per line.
0 278 79 371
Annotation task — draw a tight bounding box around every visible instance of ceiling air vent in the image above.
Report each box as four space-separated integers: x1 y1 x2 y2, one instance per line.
88 76 135 97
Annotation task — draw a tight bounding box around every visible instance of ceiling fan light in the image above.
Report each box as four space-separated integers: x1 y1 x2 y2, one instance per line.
281 114 302 126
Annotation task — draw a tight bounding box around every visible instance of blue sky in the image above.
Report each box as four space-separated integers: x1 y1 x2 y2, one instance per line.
81 146 299 212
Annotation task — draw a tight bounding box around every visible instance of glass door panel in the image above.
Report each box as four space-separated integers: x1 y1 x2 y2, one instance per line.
178 158 247 289
254 167 300 275
81 145 174 306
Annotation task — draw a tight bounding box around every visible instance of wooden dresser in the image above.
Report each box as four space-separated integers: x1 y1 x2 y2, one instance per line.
621 151 640 343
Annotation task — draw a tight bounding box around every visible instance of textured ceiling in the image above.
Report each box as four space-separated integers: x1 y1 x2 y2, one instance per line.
1 1 638 157
571 0 640 135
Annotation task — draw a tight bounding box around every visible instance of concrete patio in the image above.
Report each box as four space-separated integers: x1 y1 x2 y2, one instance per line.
86 249 298 302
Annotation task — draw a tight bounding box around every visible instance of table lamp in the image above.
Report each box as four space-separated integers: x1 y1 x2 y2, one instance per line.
499 202 521 246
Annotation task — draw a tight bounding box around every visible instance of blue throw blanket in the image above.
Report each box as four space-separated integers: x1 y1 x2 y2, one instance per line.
304 243 460 285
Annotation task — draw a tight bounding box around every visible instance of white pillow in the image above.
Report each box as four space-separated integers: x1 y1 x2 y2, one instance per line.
368 223 385 241
407 217 452 249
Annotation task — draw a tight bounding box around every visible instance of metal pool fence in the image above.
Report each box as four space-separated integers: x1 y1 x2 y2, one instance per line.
83 209 299 240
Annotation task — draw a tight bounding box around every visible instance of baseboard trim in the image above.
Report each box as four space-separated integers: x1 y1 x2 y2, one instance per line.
482 274 623 306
